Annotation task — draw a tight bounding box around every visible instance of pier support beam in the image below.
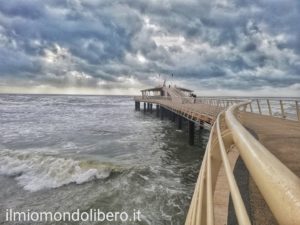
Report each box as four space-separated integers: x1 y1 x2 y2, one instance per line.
143 102 146 113
168 110 172 120
160 107 164 120
150 103 153 113
199 120 204 129
172 112 176 122
177 116 182 129
147 103 150 112
156 105 160 117
166 109 169 119
135 101 140 111
189 121 195 145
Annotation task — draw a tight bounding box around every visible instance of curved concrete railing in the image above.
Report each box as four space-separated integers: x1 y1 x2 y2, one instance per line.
185 100 300 225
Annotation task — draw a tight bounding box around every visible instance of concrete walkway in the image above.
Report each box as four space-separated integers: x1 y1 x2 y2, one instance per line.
240 112 300 225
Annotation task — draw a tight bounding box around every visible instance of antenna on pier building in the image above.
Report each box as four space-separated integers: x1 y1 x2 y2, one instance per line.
163 78 166 87
158 73 168 87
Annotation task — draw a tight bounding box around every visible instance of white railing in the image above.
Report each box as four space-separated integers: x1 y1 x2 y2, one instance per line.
135 95 300 122
244 98 300 121
134 95 172 101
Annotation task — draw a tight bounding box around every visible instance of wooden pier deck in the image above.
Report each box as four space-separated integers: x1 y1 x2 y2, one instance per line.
134 86 300 225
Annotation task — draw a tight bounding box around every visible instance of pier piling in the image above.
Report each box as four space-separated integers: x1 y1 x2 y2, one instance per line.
199 120 204 129
172 112 176 122
168 110 172 120
166 109 170 119
156 105 160 117
135 101 140 111
178 116 182 129
160 107 164 120
189 121 195 145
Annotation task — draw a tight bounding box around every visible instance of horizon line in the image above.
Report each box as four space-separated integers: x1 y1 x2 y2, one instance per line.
0 92 299 99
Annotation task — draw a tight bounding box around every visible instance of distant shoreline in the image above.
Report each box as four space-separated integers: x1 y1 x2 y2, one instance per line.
0 93 136 97
0 93 299 99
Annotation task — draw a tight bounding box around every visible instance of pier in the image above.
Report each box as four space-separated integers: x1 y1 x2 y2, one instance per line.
134 85 300 225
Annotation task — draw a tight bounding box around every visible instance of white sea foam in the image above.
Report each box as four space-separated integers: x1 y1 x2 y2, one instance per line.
0 149 112 192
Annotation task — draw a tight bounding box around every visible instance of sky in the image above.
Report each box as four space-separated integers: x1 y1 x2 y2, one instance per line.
0 0 300 96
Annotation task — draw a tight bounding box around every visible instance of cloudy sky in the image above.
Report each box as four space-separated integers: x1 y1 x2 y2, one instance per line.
0 0 300 96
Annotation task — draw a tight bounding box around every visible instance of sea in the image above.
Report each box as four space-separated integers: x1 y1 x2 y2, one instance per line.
0 95 209 225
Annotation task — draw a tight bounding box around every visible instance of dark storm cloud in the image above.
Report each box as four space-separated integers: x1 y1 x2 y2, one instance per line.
0 0 45 19
0 0 300 94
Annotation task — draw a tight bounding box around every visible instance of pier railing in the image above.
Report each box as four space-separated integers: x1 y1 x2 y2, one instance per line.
244 98 300 121
138 95 172 101
135 95 300 122
134 93 300 224
185 99 300 225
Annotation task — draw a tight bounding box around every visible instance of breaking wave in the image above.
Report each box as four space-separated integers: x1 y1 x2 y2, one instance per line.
0 149 118 192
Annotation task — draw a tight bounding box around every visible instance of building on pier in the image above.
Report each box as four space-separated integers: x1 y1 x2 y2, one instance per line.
141 85 193 98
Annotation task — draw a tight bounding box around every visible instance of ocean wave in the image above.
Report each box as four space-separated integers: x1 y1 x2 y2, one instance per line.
0 149 117 192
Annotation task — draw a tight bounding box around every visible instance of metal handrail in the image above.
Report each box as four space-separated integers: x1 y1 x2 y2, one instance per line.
185 100 300 225
135 95 300 122
245 99 300 121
